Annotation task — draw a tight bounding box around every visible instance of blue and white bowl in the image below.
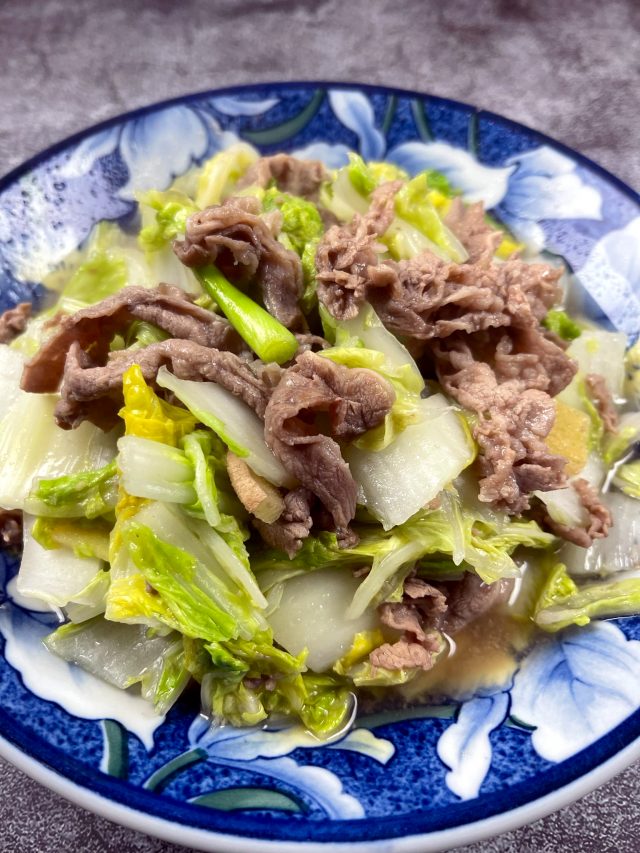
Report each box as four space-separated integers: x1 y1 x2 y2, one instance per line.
1 83 639 852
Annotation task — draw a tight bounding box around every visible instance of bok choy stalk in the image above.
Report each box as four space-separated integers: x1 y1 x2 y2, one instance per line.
196 266 298 364
45 618 190 714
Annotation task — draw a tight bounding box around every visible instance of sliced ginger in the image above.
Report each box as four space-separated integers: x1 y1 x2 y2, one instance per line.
226 451 284 524
546 400 591 476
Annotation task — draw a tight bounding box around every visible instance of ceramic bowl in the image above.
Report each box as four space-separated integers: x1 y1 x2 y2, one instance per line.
1 82 639 852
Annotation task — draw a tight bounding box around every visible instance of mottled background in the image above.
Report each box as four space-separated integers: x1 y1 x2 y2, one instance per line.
1 0 639 850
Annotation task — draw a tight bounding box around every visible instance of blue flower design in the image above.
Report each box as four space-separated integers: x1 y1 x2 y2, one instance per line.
60 103 240 200
327 91 386 161
510 622 640 763
176 713 394 818
291 141 352 169
572 215 640 335
495 146 602 250
388 141 514 210
0 569 163 749
434 621 640 799
437 689 511 800
210 95 279 117
297 90 603 256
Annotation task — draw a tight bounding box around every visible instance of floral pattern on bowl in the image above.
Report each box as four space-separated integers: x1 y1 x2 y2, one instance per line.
1 83 640 851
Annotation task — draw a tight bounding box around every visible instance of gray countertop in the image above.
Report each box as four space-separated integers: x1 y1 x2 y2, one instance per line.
1 0 639 850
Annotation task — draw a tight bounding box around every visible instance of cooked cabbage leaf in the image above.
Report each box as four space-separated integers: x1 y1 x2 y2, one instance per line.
45 618 189 714
346 395 475 528
195 143 259 208
262 188 324 255
542 309 582 341
534 562 640 632
119 364 197 445
29 459 119 519
16 515 108 617
392 172 468 262
156 366 293 486
138 189 198 253
613 461 640 499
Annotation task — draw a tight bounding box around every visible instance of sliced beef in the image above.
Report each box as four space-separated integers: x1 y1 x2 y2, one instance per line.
378 601 431 642
365 252 562 342
373 572 512 671
365 180 404 234
21 285 242 394
315 181 402 320
493 327 576 397
543 477 613 547
0 509 22 548
378 572 509 639
435 335 574 513
586 372 619 434
237 154 328 198
54 339 275 430
264 350 395 539
440 573 514 634
375 252 573 514
316 216 386 320
294 332 330 353
444 198 503 264
0 302 31 344
173 196 304 330
253 487 314 557
370 634 443 671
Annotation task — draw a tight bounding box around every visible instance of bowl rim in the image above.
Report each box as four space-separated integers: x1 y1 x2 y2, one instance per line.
1 79 639 851
1 730 638 852
1 79 639 205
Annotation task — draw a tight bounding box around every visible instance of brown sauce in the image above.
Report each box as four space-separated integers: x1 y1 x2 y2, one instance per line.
398 609 534 704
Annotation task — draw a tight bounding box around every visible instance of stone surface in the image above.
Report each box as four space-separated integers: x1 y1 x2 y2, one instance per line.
0 0 639 850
